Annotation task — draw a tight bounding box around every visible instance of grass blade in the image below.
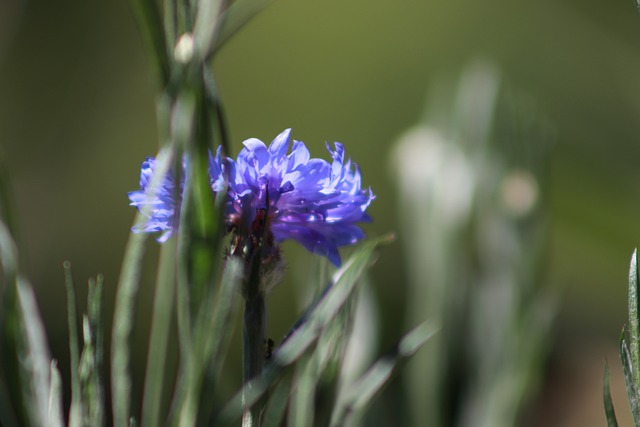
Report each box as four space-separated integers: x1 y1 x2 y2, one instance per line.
48 360 64 427
194 256 242 425
262 375 292 427
604 359 619 427
621 333 640 425
192 0 224 61
329 321 439 427
142 239 177 427
630 249 640 388
130 0 170 85
79 276 105 427
64 262 82 427
16 277 53 427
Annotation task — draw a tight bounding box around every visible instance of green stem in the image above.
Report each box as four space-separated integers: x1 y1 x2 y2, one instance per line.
141 239 176 427
130 0 170 86
242 252 267 427
63 262 81 427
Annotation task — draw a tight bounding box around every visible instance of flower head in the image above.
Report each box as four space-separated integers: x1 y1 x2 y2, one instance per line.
129 130 374 266
224 129 374 266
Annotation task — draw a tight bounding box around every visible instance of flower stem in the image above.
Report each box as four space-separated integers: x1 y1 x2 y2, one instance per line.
242 251 267 427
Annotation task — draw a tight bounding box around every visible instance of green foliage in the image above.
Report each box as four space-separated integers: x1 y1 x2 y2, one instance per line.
608 250 640 427
604 359 619 427
394 61 555 427
65 264 105 427
0 217 62 427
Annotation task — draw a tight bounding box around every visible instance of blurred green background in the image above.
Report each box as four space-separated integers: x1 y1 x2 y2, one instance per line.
2 0 640 425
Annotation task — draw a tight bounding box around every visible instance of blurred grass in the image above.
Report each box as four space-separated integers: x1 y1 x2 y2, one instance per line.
1 0 640 424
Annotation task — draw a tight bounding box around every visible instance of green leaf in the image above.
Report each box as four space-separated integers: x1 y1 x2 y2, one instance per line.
171 256 242 427
630 249 640 388
329 321 439 427
192 0 224 61
288 285 359 427
262 375 292 427
195 256 242 424
604 359 619 427
64 262 82 427
80 277 105 427
621 333 640 425
48 360 64 427
130 0 170 86
0 219 27 426
215 235 394 425
16 277 54 427
142 239 177 427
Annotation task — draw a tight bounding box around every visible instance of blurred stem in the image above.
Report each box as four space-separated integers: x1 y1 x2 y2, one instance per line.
242 251 267 427
63 262 81 427
130 0 170 86
164 0 178 51
178 0 194 34
203 69 230 156
141 238 176 427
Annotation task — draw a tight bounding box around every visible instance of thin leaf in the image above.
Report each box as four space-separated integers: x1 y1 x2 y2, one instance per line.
88 275 104 375
0 219 26 426
289 288 359 427
142 239 177 427
287 352 316 427
16 277 53 427
630 249 640 388
163 0 178 52
48 360 64 427
0 211 17 282
195 256 242 425
604 359 620 427
170 256 242 427
171 84 231 426
215 235 393 425
130 0 170 86
80 283 105 427
64 262 82 427
192 0 225 61
84 276 105 427
195 256 242 423
262 375 292 427
621 334 640 425
329 321 439 427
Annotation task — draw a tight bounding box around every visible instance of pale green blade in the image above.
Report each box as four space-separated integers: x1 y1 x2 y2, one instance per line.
48 360 64 427
329 321 439 427
621 334 640 426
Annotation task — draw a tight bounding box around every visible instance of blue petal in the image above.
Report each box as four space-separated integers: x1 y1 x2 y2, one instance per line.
268 128 292 160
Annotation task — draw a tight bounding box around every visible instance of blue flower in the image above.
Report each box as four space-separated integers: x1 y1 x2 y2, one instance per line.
224 129 374 266
128 156 182 242
129 130 374 266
